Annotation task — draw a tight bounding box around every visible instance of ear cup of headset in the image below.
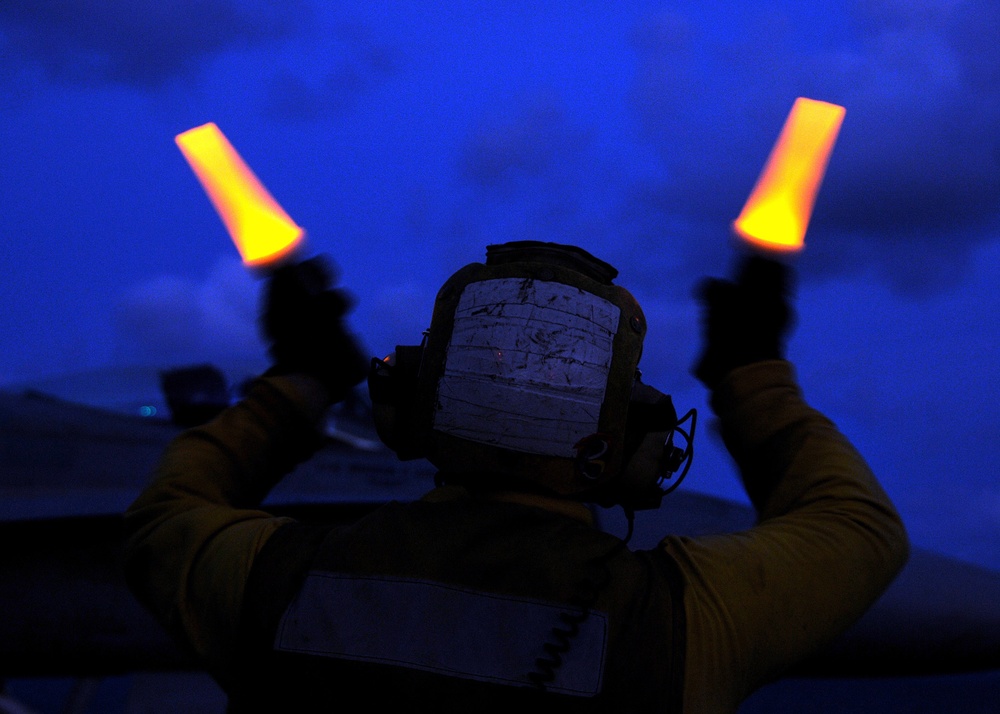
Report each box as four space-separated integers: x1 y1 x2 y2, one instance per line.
613 380 680 509
367 344 426 460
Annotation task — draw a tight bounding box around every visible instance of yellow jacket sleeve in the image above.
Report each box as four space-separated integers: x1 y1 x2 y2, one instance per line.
123 374 329 669
663 361 909 713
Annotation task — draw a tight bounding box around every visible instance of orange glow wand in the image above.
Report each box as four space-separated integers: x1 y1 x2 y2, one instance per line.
175 122 304 269
733 97 846 253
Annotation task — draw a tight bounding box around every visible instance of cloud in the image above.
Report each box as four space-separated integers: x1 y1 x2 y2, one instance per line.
0 0 309 88
626 2 1000 294
944 0 1000 91
429 3 1000 301
263 21 403 123
113 258 263 365
444 89 743 301
445 93 640 264
459 92 591 191
818 2 1000 222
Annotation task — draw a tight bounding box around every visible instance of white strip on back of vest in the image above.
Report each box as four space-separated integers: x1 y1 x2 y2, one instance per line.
433 278 620 457
275 572 607 696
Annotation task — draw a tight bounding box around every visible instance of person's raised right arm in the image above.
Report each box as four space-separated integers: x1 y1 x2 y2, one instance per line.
664 257 908 713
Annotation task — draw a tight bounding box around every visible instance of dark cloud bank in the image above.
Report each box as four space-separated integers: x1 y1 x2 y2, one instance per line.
467 2 999 299
439 2 1000 299
15 2 1000 370
626 1 1000 295
8 1 996 298
0 0 309 88
263 21 403 123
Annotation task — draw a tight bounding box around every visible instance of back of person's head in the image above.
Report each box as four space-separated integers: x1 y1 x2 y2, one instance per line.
368 241 694 511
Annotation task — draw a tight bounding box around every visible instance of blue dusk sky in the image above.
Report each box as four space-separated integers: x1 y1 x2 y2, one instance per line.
1 1 998 569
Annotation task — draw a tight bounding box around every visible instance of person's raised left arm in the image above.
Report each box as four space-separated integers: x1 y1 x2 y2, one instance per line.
123 256 368 669
123 373 330 666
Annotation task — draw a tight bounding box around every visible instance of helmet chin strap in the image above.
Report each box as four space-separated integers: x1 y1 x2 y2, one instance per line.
616 374 698 510
658 407 697 496
615 406 695 543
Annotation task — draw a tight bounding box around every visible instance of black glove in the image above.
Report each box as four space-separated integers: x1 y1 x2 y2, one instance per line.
261 256 369 401
692 255 794 389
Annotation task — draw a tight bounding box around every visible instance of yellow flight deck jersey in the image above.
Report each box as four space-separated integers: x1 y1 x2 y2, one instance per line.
124 360 908 713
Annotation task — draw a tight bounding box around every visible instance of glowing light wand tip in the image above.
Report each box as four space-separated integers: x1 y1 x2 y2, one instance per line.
733 98 846 254
175 122 304 269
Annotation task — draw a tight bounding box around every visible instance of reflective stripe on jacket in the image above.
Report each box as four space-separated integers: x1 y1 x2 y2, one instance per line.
229 492 686 713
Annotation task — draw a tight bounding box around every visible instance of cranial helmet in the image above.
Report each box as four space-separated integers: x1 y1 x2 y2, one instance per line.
368 241 694 510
